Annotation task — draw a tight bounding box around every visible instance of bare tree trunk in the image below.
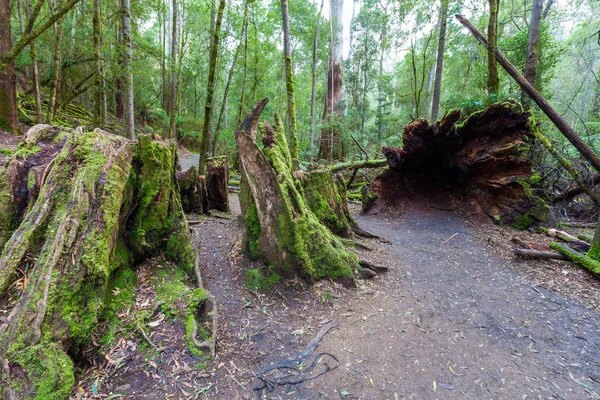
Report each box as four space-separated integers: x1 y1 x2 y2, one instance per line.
168 0 177 138
236 2 249 126
121 0 135 139
318 0 344 162
198 0 225 175
93 0 106 126
430 0 449 122
522 0 543 108
47 0 64 124
309 0 324 158
487 0 499 95
0 0 18 132
377 5 388 144
212 1 248 156
281 0 298 162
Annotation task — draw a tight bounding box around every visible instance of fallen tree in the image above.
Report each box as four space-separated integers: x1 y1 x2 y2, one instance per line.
0 126 195 399
365 102 548 227
236 99 375 283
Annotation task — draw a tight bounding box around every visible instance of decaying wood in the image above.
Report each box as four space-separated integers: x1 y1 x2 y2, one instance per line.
359 260 389 273
177 166 207 214
330 159 387 173
456 14 600 173
514 248 567 260
366 102 547 227
206 155 229 212
541 228 591 253
549 242 600 275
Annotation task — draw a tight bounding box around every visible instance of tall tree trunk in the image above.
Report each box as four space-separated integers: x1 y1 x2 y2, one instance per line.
377 6 388 145
310 0 324 157
281 0 298 162
121 0 134 139
168 0 177 138
160 0 166 111
93 0 107 126
198 0 225 175
0 0 18 132
318 0 344 162
212 1 248 156
430 0 449 122
236 2 249 126
522 0 543 108
487 0 500 95
47 0 64 124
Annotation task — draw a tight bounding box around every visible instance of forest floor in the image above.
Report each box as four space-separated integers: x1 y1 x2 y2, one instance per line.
71 181 600 399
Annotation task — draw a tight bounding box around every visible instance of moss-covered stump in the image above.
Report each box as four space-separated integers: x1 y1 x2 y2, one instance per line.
367 101 548 228
206 156 230 212
0 126 193 399
236 99 358 282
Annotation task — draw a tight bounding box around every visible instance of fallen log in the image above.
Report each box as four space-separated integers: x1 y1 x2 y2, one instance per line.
549 243 600 275
456 14 600 173
0 127 195 398
556 173 600 202
330 159 387 173
514 248 567 260
540 227 591 253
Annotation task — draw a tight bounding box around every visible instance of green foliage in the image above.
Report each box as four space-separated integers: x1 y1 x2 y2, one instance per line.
245 267 281 292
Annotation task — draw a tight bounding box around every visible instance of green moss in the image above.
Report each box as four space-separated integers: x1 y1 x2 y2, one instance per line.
550 242 600 274
99 267 137 346
0 148 13 156
511 176 550 229
8 343 74 400
245 267 280 292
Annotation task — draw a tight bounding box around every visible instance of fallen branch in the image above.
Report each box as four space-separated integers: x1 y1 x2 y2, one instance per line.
540 227 590 252
456 14 600 172
330 159 387 173
549 243 600 274
441 233 458 246
514 248 567 260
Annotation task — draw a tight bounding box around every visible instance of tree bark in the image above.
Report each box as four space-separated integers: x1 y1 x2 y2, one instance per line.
522 0 543 107
318 0 344 162
377 5 388 143
199 0 226 175
281 0 298 162
310 0 324 157
168 0 177 138
0 0 19 132
430 0 449 122
206 156 229 212
456 14 600 173
93 0 107 126
487 0 499 95
0 127 194 399
236 2 249 126
121 0 135 139
236 99 358 283
46 8 64 124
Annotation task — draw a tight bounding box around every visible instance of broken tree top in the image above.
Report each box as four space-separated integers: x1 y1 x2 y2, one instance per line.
368 101 548 228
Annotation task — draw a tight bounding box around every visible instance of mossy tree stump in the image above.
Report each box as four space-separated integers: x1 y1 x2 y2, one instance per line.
0 126 194 399
206 156 229 212
236 99 358 282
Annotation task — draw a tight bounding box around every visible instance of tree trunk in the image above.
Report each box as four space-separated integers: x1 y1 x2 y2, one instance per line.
206 156 229 212
522 0 543 108
0 0 19 132
430 0 449 122
318 0 344 162
47 0 64 124
236 99 358 283
212 1 248 156
236 2 249 126
377 6 388 144
456 14 600 173
281 0 298 162
198 0 225 175
487 0 499 96
0 127 194 399
168 0 177 138
121 0 135 139
588 216 600 261
93 0 107 126
310 0 324 158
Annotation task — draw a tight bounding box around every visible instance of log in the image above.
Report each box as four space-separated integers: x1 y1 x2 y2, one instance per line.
456 14 600 172
514 248 567 260
0 127 194 399
367 102 548 228
330 159 387 173
236 99 359 282
206 156 229 212
549 242 600 275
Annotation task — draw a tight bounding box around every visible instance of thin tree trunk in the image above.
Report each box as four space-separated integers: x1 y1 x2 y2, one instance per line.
281 0 298 161
198 0 225 175
168 0 177 138
47 0 64 124
160 0 166 111
377 6 388 144
310 0 324 157
456 14 600 172
93 0 106 126
487 0 499 95
431 0 449 121
25 0 42 124
0 0 18 132
522 0 543 108
212 2 247 156
236 2 249 126
121 0 135 139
